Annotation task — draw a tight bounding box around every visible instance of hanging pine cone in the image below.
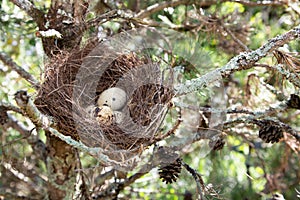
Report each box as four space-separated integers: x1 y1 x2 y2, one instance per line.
258 120 283 143
159 159 182 184
287 94 300 109
209 135 225 151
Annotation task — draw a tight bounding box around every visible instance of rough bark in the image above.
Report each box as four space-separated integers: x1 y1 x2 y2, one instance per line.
42 1 89 199
46 131 77 200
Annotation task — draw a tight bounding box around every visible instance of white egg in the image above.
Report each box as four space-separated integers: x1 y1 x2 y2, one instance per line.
97 87 127 111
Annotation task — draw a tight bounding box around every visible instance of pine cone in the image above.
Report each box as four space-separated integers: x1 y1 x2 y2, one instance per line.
159 159 182 184
287 94 300 109
259 120 283 143
209 136 225 151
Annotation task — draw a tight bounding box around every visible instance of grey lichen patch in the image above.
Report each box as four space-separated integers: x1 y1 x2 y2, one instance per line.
174 71 222 95
18 0 33 11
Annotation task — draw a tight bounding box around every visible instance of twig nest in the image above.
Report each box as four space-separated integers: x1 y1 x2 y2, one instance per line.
34 31 175 166
97 87 127 111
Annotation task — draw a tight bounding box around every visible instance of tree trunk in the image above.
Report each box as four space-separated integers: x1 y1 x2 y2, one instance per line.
41 1 88 198
46 131 77 199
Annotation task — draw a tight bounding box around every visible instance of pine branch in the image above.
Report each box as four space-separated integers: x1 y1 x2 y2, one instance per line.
176 100 289 117
0 52 40 90
174 24 300 95
254 63 300 88
224 116 300 142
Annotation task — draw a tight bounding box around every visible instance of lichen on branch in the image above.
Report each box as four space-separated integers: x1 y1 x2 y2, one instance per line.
175 24 300 95
13 90 124 166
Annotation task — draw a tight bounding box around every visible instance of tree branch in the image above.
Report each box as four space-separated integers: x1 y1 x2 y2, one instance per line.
224 116 300 142
2 114 31 137
0 102 23 114
136 0 191 18
221 22 250 52
136 0 286 19
85 10 119 29
174 24 300 95
254 63 300 88
175 101 288 118
0 163 44 199
271 64 300 88
0 52 40 90
1 111 49 162
181 160 204 200
9 0 45 27
233 0 285 6
95 163 153 198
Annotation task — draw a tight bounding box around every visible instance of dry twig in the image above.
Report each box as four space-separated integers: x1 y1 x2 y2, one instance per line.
0 52 40 90
136 0 285 19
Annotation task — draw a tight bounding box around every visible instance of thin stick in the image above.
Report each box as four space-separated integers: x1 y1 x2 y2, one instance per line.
136 0 285 19
0 52 40 90
221 23 250 52
0 101 23 114
181 160 205 200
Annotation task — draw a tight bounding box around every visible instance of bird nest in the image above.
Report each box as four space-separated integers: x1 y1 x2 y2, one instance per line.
34 37 174 166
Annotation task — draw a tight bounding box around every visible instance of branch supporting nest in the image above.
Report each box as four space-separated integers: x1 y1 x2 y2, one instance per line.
13 90 122 166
